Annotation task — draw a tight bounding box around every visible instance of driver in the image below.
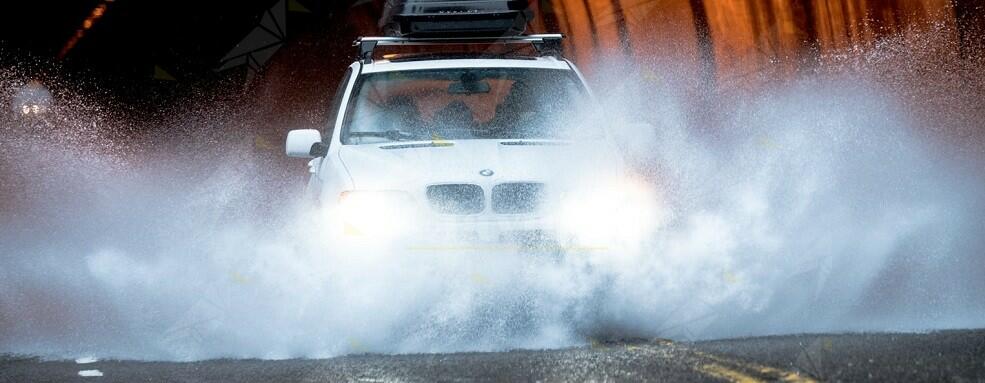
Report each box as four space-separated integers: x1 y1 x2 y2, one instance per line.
430 100 475 138
383 95 424 134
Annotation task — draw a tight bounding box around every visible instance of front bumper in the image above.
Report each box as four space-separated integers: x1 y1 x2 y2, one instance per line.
334 212 574 254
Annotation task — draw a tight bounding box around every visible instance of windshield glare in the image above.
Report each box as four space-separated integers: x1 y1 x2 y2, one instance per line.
343 68 587 144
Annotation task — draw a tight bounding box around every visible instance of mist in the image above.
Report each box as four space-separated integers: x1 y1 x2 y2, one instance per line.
1 26 984 361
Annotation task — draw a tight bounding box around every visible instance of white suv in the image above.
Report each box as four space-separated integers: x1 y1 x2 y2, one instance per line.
286 35 654 250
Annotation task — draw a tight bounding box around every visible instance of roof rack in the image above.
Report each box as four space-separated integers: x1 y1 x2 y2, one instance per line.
353 34 564 64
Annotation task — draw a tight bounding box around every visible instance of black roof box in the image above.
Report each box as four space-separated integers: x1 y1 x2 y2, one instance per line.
380 0 532 37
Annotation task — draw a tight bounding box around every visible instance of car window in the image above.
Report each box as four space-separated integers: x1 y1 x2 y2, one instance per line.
325 67 354 139
342 68 587 144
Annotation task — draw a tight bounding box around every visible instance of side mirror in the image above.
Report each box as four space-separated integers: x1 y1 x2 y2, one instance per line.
286 129 326 158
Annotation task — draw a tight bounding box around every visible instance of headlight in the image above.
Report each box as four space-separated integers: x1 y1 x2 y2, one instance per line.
557 178 659 247
334 190 418 240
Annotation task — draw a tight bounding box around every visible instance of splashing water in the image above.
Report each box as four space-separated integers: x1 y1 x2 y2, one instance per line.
1 27 984 361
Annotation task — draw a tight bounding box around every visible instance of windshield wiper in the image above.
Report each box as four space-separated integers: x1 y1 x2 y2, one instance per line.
349 130 420 141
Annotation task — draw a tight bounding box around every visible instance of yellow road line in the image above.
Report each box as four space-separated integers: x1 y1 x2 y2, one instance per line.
698 363 762 383
690 349 819 383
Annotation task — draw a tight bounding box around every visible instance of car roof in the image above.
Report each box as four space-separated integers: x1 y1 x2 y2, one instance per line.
359 57 572 74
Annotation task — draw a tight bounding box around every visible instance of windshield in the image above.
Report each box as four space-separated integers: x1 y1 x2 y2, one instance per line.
342 67 587 144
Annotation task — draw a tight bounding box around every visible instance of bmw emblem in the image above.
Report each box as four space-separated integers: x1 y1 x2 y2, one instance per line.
479 169 494 177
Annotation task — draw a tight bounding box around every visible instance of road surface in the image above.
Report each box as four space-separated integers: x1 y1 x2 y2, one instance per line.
2 329 983 382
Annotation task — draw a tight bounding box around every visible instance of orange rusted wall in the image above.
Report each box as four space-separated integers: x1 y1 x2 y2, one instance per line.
532 0 959 86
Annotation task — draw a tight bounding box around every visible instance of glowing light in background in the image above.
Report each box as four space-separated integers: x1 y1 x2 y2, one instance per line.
58 0 115 60
10 80 52 117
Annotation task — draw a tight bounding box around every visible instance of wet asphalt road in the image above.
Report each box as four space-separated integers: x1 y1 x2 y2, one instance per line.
2 329 983 382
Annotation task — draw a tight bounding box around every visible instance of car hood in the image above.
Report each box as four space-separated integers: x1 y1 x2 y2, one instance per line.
338 139 620 190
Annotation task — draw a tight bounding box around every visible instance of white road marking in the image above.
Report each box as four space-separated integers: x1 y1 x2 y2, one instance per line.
78 369 104 377
75 357 99 364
